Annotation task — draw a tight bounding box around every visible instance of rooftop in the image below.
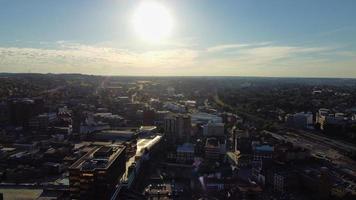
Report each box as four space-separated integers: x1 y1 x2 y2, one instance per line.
177 143 195 153
139 126 157 132
255 145 274 152
69 145 125 171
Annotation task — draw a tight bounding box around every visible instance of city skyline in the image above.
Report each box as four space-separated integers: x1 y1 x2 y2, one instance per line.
1 0 356 77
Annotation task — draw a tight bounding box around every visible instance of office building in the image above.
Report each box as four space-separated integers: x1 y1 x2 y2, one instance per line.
142 108 155 126
69 145 126 200
176 143 195 163
28 112 58 131
164 114 191 144
8 98 44 127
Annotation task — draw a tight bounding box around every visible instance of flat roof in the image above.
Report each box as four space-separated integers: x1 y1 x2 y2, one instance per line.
70 145 125 171
255 145 274 152
177 143 194 153
0 189 42 200
139 126 157 131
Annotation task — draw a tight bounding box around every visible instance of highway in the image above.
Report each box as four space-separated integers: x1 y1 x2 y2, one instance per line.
265 130 356 175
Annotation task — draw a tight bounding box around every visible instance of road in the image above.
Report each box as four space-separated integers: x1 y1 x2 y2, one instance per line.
213 92 356 175
265 130 356 174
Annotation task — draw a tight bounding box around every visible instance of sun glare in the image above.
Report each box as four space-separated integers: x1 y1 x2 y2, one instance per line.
133 1 173 43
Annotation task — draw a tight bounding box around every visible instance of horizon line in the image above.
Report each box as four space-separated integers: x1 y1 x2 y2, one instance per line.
1 72 356 80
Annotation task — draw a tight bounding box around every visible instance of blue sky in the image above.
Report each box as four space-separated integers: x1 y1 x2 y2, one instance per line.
0 0 356 77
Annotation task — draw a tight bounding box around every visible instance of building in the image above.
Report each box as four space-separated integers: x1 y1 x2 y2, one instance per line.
316 108 332 130
80 113 110 135
154 110 170 126
164 116 177 144
69 145 126 200
191 112 222 124
144 183 173 199
316 108 330 125
93 112 125 127
28 113 58 131
176 143 195 163
222 112 243 125
176 114 191 142
323 114 347 133
8 98 44 127
253 145 274 164
164 114 191 144
202 122 224 137
205 137 226 160
274 143 310 163
138 126 157 136
234 131 252 167
92 129 138 141
113 136 163 199
184 100 196 109
300 167 332 199
0 102 9 124
226 151 240 168
163 102 186 113
285 112 313 129
142 108 155 126
273 171 299 193
315 108 349 132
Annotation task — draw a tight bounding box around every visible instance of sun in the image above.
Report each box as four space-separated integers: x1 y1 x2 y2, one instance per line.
133 1 173 43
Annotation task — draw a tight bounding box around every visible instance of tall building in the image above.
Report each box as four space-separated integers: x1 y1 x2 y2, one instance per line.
316 108 330 130
0 101 9 124
143 107 155 126
69 145 126 200
8 98 44 127
164 114 191 144
164 116 177 144
176 114 192 142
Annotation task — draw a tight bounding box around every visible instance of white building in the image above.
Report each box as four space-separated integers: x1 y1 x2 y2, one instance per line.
316 109 347 130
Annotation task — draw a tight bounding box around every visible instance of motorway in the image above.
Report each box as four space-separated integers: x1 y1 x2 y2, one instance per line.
265 130 356 175
293 129 356 153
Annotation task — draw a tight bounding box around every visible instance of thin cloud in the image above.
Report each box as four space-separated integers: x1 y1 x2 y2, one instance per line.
0 43 199 72
207 42 272 52
0 41 354 77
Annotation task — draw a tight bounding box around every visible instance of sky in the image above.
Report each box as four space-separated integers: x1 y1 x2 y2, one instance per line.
0 0 356 77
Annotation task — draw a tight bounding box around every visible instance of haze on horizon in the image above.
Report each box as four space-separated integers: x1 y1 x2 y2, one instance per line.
0 0 356 78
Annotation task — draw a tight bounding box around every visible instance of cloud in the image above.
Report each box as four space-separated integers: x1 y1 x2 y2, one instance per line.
232 46 331 64
197 43 355 77
206 42 271 52
0 42 199 74
0 40 355 77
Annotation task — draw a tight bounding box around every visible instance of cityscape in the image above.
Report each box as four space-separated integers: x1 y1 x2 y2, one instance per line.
1 0 356 200
0 74 355 199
